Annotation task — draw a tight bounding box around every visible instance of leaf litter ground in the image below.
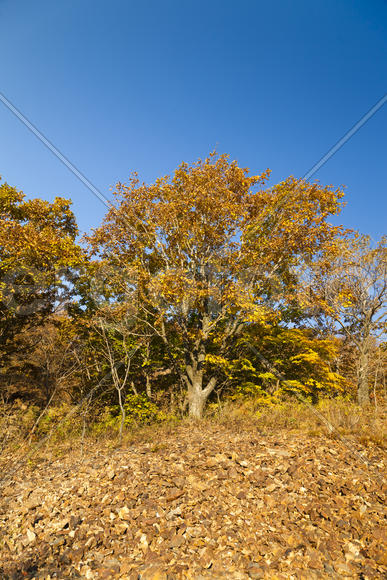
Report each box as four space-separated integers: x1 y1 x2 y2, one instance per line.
0 423 386 579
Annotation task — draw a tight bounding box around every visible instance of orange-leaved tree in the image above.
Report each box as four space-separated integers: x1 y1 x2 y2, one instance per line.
88 153 345 418
0 179 86 390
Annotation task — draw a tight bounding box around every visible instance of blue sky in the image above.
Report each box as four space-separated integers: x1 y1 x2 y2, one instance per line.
1 0 386 239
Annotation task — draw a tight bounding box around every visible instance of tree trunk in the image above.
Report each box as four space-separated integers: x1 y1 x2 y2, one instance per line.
146 374 152 398
188 387 207 420
357 345 370 405
186 371 217 420
118 388 126 441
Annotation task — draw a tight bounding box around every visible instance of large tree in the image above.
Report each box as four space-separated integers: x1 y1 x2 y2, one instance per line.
88 153 345 418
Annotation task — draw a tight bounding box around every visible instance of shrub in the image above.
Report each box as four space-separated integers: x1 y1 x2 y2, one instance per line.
123 393 162 425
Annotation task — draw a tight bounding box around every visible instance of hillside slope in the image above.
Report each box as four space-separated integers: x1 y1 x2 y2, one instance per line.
0 424 386 579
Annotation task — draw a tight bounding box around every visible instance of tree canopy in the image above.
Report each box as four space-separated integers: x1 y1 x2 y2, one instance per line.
0 179 85 390
1 156 385 421
88 153 346 418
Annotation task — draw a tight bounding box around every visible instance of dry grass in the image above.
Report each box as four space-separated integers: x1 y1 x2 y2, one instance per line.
0 397 385 482
210 397 387 448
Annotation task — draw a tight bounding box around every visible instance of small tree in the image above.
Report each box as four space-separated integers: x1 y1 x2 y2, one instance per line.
93 308 140 440
305 234 387 405
88 153 345 418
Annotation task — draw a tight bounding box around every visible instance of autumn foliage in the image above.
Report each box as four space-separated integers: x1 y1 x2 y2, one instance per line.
0 154 386 425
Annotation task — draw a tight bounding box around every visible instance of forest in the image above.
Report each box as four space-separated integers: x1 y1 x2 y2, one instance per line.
1 152 386 442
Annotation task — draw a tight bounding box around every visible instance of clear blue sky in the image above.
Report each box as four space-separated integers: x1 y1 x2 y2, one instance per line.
1 0 386 239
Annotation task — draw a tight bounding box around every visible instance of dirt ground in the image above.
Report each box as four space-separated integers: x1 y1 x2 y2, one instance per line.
0 423 386 579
